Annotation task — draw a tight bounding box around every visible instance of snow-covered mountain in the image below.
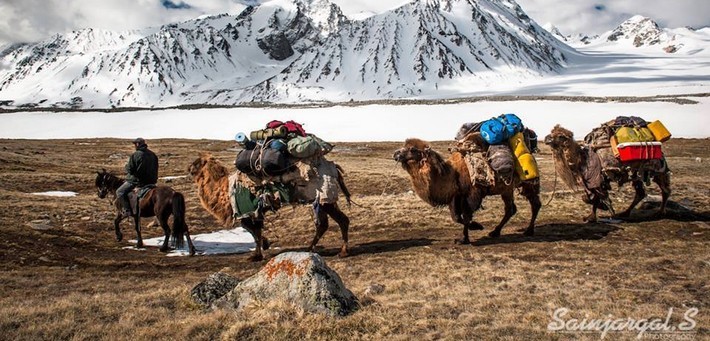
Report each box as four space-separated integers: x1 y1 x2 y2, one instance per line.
0 0 569 108
562 15 710 54
541 23 597 47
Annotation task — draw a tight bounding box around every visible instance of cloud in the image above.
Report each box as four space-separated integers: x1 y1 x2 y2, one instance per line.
0 0 246 45
0 0 707 46
516 0 710 35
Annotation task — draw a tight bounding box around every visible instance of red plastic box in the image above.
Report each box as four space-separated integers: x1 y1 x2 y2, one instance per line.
616 142 663 162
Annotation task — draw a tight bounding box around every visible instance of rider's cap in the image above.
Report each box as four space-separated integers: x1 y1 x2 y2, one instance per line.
132 137 146 145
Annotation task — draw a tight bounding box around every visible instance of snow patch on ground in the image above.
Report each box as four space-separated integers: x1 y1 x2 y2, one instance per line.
130 227 256 256
31 191 78 197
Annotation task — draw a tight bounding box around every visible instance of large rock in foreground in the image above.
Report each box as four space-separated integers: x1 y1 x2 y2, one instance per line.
191 272 240 308
217 252 358 316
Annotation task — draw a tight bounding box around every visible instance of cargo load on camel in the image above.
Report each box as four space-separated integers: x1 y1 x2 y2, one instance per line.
454 113 540 187
584 116 671 170
232 120 343 219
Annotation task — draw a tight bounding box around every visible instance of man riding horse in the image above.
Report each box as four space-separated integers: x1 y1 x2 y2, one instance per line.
116 137 159 217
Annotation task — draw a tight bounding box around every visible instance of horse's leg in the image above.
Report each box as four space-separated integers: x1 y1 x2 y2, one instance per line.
488 190 516 238
520 182 541 236
323 203 350 258
309 203 329 253
185 229 196 256
241 218 263 261
158 214 171 253
617 179 646 218
653 171 671 217
113 212 124 242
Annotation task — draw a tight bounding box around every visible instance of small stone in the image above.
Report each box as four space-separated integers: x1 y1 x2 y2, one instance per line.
80 216 91 221
363 283 385 296
191 272 240 308
28 220 52 231
39 257 51 262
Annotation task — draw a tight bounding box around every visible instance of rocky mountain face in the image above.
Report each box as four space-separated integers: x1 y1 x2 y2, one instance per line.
0 0 569 108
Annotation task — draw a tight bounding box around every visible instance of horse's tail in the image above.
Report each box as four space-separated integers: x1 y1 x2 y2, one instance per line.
171 192 187 249
335 164 352 206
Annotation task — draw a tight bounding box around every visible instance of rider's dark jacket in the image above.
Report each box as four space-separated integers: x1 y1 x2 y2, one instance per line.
125 145 159 186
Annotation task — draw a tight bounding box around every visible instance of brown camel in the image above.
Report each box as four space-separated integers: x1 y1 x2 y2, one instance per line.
188 153 351 261
393 138 541 243
544 125 671 222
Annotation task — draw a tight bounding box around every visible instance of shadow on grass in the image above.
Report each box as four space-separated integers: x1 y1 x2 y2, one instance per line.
277 238 434 258
472 223 620 246
619 201 710 222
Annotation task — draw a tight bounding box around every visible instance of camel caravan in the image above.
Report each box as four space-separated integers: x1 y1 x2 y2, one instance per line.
98 114 674 260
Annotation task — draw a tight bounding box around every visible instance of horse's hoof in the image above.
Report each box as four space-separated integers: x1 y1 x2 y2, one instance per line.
488 231 501 238
338 250 349 258
189 249 196 257
262 238 271 250
248 254 264 262
136 242 144 248
523 229 534 237
454 238 470 245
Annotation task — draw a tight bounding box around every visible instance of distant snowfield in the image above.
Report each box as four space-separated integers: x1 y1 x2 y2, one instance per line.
0 97 708 141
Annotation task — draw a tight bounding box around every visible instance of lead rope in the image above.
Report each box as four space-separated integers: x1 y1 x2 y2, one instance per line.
369 163 401 209
544 155 562 206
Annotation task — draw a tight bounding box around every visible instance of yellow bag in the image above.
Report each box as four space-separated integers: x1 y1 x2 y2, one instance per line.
615 127 656 143
610 136 620 157
508 132 530 158
647 120 671 142
514 153 539 180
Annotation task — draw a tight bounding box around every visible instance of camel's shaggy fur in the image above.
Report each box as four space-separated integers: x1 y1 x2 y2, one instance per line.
544 124 671 222
394 137 541 242
188 153 234 226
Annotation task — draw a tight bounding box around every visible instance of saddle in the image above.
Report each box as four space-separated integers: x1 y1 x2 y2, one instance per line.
123 185 156 215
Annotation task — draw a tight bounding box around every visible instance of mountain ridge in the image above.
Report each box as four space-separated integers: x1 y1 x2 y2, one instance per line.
0 0 569 109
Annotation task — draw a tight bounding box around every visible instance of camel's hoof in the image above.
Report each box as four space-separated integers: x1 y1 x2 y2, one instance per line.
454 238 470 245
523 229 535 237
488 231 501 238
468 223 484 230
248 254 264 262
583 216 597 223
159 247 169 253
338 250 349 258
115 234 123 242
262 238 271 250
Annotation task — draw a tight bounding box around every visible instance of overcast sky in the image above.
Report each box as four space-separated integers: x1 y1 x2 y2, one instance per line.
0 0 708 46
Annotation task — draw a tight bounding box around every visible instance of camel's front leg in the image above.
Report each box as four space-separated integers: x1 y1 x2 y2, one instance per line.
242 218 264 261
617 179 646 218
450 196 470 244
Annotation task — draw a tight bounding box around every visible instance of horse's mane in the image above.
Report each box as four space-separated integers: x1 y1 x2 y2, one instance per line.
96 169 124 191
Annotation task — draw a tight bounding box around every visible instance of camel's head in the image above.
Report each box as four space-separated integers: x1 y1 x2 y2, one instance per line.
393 138 432 168
188 153 212 177
544 125 575 150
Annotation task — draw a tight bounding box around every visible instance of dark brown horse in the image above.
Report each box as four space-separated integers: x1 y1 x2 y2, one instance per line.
95 169 196 256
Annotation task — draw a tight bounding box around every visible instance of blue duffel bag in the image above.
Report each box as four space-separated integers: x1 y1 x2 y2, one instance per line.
480 118 507 144
499 113 523 137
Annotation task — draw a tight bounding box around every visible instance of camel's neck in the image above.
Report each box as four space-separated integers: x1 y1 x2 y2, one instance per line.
405 151 458 206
